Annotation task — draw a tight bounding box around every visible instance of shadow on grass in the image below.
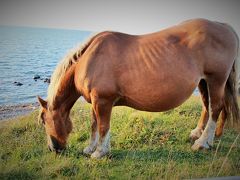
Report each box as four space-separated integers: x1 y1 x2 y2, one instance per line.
59 144 210 164
0 170 35 180
110 148 209 163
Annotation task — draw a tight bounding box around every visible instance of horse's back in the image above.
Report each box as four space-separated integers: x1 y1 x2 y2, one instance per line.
76 19 238 111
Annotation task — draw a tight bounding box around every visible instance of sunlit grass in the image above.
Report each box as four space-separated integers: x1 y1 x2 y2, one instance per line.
0 96 239 179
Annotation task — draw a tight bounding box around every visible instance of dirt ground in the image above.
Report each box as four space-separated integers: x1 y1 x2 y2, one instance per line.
0 102 39 121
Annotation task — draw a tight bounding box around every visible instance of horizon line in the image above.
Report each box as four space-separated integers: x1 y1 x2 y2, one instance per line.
0 24 95 33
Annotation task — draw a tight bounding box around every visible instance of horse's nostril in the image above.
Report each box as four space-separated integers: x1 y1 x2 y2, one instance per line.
48 145 53 152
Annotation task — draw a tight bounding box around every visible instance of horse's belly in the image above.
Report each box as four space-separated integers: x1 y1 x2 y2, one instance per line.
117 74 199 112
118 89 194 112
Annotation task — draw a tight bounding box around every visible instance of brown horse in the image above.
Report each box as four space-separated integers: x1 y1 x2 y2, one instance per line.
38 19 239 158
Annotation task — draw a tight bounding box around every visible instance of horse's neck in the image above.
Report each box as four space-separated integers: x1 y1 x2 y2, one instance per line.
53 65 80 112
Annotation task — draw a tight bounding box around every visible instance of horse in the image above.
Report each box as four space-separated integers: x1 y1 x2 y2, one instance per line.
38 19 239 158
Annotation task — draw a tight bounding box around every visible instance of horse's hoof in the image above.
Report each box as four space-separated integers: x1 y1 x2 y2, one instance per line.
191 140 210 151
189 128 202 141
91 150 109 159
83 146 95 155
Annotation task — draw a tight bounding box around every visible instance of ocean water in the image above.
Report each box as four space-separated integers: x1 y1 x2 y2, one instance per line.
0 26 92 105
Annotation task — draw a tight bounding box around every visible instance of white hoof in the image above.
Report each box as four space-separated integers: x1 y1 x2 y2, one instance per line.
91 149 109 159
191 139 210 151
83 146 95 155
190 127 203 141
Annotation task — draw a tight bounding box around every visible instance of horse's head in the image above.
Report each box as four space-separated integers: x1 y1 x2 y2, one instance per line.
37 96 72 153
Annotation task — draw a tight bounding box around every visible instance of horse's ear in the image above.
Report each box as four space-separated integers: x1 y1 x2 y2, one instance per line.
37 96 47 109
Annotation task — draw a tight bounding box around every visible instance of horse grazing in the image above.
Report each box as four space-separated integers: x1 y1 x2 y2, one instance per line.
38 19 239 158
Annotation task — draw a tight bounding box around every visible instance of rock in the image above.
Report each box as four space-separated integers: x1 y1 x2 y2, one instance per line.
17 82 23 86
44 78 50 84
33 75 40 80
13 82 23 86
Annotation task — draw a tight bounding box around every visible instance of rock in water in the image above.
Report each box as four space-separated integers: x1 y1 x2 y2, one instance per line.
33 75 40 80
44 78 50 84
13 82 23 86
17 82 23 86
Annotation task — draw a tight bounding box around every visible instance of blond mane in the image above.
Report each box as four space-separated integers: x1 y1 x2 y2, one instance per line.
47 34 96 107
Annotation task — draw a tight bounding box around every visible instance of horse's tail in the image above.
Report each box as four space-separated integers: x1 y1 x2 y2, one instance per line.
223 31 240 126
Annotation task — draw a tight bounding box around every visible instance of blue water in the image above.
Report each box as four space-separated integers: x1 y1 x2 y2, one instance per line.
0 26 92 105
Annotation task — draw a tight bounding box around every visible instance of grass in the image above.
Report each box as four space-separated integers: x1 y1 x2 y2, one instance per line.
0 96 239 179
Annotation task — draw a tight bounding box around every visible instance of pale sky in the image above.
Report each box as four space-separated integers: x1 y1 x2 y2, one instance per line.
0 0 240 35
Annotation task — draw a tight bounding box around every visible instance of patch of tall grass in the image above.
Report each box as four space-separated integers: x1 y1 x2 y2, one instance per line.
0 96 239 179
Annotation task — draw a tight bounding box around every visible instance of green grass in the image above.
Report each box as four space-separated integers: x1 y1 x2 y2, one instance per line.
0 96 239 179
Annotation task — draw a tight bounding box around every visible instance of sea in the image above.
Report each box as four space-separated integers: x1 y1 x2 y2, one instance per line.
0 26 200 106
0 26 92 105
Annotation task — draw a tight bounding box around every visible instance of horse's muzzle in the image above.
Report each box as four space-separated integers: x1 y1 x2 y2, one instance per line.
48 136 65 153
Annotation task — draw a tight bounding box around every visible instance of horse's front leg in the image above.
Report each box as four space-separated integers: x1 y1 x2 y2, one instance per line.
90 98 112 159
83 109 99 155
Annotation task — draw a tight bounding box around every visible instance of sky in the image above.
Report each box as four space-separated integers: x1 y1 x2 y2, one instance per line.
0 0 240 35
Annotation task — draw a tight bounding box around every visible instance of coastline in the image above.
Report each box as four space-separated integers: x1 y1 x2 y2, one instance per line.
0 102 39 121
0 98 86 121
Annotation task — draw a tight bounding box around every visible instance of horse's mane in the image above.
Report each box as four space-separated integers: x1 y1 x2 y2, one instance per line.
47 34 96 107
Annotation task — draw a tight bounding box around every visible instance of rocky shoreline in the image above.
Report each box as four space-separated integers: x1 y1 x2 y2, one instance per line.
0 74 50 120
0 102 39 121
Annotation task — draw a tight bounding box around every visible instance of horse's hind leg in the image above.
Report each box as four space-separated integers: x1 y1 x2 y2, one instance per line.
190 79 209 140
83 108 99 155
192 80 225 150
